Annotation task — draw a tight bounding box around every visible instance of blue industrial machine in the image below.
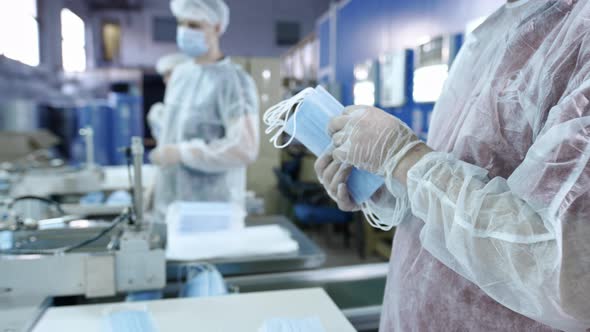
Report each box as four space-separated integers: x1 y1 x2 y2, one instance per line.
71 93 144 166
108 92 144 165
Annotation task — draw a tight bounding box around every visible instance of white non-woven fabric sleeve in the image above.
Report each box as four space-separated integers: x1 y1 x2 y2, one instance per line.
404 102 590 331
177 66 260 173
178 113 259 172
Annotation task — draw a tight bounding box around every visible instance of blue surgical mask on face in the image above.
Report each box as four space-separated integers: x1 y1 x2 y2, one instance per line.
177 26 209 57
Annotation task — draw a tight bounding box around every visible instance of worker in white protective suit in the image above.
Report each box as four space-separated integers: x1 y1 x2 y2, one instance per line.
150 0 259 220
315 0 590 330
147 53 190 142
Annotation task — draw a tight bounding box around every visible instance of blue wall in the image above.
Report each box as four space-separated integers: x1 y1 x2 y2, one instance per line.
320 0 504 106
318 19 331 70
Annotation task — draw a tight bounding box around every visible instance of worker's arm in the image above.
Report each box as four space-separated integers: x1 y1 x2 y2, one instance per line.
178 69 260 172
393 82 590 329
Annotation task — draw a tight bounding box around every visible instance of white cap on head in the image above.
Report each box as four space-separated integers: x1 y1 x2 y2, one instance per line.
170 0 230 35
155 53 191 75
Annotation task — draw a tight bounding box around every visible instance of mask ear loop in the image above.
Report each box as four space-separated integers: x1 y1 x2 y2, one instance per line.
361 194 411 231
263 87 315 149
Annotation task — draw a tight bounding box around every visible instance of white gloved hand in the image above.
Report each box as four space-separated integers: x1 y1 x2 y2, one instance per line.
149 145 182 166
314 150 360 212
329 105 422 178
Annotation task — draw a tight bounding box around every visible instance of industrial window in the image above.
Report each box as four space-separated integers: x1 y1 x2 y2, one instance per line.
0 0 40 66
61 8 87 72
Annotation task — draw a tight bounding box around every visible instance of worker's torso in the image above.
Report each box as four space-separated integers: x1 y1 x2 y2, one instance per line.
153 59 246 220
381 1 583 330
162 60 231 147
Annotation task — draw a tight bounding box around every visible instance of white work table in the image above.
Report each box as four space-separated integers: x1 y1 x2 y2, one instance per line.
101 165 157 191
33 288 356 332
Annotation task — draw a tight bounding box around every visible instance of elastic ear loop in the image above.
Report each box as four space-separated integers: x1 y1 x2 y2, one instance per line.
263 88 315 149
359 143 420 231
361 195 410 231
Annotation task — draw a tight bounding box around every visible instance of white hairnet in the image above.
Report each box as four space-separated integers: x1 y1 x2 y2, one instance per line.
155 53 190 75
170 0 230 34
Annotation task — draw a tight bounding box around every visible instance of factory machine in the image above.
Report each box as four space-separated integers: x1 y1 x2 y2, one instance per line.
6 126 104 198
0 137 166 332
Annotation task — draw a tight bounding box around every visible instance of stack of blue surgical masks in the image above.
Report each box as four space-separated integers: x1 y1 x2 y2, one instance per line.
264 85 384 204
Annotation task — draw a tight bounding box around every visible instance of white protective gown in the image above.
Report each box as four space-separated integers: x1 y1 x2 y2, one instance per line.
153 58 259 220
378 0 590 330
147 102 166 142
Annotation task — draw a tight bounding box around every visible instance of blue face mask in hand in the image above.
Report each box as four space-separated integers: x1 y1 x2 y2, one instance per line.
177 26 209 57
264 85 384 204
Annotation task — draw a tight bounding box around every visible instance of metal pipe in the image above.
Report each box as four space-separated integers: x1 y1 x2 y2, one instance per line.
131 137 144 229
79 127 95 168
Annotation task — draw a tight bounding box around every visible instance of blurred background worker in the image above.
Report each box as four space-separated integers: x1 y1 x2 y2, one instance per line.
150 0 260 221
147 53 190 142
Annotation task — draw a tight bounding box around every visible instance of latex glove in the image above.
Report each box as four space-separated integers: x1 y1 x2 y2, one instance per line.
329 105 422 179
314 150 360 212
149 144 181 166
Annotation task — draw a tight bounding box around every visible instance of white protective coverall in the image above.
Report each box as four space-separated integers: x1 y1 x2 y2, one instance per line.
375 1 590 330
153 58 259 219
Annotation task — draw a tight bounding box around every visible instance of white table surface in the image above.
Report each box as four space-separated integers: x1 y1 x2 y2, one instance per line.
102 165 157 191
33 288 356 332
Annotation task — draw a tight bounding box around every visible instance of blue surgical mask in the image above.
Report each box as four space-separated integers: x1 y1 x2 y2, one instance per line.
264 85 384 204
177 26 209 57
